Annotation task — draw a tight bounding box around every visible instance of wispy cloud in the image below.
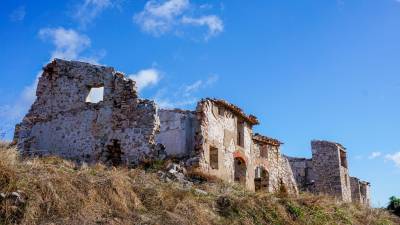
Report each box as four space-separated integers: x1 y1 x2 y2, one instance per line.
129 69 161 91
39 27 91 61
368 151 382 159
73 0 116 28
154 75 219 108
385 152 400 168
9 6 26 22
181 15 223 40
38 27 105 64
133 0 223 40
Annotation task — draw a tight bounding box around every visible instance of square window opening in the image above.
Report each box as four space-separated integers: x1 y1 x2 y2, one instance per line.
86 86 104 103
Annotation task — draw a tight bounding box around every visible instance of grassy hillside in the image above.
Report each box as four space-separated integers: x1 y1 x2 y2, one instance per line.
0 142 399 225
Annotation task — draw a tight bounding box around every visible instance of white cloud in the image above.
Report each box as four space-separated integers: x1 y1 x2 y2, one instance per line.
129 69 161 91
386 152 400 168
368 151 382 159
134 0 189 36
73 0 115 27
9 6 26 22
154 75 219 109
181 15 223 39
39 27 91 61
133 0 223 40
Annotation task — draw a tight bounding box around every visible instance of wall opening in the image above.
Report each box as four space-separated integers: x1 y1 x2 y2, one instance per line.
237 119 244 147
255 166 269 192
260 146 268 158
218 107 225 117
86 86 104 103
234 157 247 184
340 150 348 168
210 146 219 169
105 139 123 166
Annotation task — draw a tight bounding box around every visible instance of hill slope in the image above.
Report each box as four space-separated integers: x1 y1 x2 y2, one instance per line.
0 143 398 225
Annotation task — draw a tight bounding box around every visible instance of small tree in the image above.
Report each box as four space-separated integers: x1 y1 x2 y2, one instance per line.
387 196 400 217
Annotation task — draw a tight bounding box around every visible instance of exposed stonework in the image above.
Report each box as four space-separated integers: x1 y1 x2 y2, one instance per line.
350 177 371 206
157 98 299 195
156 109 198 158
286 157 316 193
14 59 370 202
288 141 371 206
14 59 160 166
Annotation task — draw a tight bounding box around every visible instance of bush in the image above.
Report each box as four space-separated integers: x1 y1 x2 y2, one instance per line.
388 196 400 217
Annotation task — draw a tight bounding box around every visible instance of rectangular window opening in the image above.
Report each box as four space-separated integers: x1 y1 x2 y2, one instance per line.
210 146 219 169
237 119 244 147
340 150 348 168
218 107 225 117
260 146 268 158
86 86 104 103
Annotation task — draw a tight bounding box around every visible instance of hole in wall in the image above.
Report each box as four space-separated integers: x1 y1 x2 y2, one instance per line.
86 86 104 103
106 139 123 166
210 146 219 169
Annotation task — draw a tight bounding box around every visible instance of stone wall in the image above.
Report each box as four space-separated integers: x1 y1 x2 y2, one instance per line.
351 177 371 206
311 141 352 202
360 181 371 206
288 141 370 205
195 99 256 190
13 60 368 201
350 177 362 203
14 59 159 166
287 157 316 192
156 109 197 158
252 139 298 195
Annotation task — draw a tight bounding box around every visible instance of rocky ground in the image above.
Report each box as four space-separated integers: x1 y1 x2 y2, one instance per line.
0 142 399 225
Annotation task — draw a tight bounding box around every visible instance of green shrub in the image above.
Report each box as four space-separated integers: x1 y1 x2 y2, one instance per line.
286 201 304 220
388 196 400 217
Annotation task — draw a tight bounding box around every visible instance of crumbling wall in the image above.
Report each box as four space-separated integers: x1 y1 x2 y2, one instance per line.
351 177 371 206
252 140 298 195
311 141 352 202
278 156 299 195
156 109 197 157
360 181 371 206
287 157 316 193
195 99 257 190
14 59 159 166
350 177 362 203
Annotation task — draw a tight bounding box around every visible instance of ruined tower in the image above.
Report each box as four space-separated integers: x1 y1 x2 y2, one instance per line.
311 140 352 202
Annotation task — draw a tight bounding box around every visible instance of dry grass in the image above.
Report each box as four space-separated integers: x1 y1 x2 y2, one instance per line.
0 145 399 225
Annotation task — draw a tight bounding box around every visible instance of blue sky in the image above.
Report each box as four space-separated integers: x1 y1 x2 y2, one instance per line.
1 0 400 207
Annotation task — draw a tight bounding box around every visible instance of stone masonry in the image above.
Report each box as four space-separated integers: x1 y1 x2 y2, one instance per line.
14 59 370 202
158 99 299 194
14 59 160 166
288 141 371 206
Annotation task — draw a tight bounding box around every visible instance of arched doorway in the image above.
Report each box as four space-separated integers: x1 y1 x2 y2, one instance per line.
254 166 269 192
234 157 247 184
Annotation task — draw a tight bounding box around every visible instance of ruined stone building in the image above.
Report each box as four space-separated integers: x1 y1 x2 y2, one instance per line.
14 59 160 166
288 141 371 205
157 99 298 194
14 59 370 205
